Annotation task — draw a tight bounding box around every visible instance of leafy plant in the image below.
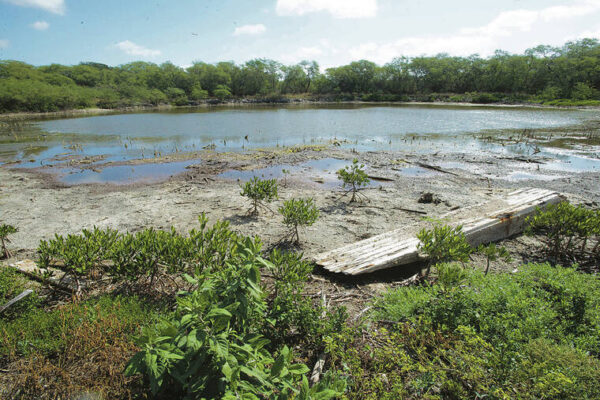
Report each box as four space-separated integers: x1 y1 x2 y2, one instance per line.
278 198 319 244
526 201 599 264
125 244 346 399
476 243 511 275
336 159 370 202
240 177 279 215
417 224 472 276
0 223 17 259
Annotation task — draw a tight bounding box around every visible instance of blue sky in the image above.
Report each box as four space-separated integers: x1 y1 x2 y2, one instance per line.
1 0 600 68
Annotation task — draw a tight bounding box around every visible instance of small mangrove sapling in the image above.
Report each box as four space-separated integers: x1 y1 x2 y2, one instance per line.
336 159 370 202
476 243 511 275
279 198 319 244
0 224 17 259
240 177 278 215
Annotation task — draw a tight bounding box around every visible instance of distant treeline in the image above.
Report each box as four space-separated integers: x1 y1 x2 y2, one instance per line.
1 38 600 113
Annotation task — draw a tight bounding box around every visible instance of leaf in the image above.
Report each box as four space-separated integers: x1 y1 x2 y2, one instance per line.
288 363 310 375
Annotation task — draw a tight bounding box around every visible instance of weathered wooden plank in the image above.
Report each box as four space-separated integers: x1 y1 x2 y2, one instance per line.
315 188 562 275
0 289 33 314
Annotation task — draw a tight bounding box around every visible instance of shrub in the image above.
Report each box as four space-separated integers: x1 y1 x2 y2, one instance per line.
0 224 17 259
240 177 279 215
366 263 600 398
337 159 370 202
278 198 319 244
125 244 346 399
36 214 262 292
526 201 599 264
416 224 472 275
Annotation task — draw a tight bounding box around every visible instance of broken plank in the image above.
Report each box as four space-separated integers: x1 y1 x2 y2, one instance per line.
0 289 33 314
314 188 562 275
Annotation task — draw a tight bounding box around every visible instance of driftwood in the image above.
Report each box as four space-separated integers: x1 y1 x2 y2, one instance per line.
413 162 460 176
0 289 33 314
314 188 563 275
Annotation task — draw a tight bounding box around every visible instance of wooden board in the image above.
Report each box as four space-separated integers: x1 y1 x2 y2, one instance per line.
314 188 563 275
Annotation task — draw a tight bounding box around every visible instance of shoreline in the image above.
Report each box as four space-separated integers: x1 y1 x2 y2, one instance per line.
1 99 599 121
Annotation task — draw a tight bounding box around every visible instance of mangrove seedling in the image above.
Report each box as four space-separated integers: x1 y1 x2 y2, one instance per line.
337 158 370 202
476 243 511 275
279 198 319 244
0 224 17 259
417 224 472 277
241 177 278 215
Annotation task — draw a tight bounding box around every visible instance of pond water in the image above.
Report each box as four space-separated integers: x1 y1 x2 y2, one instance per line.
1 104 599 184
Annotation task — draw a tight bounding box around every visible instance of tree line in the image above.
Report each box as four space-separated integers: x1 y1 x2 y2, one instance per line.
1 38 599 113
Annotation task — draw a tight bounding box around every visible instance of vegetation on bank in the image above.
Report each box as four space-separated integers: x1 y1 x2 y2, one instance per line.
0 201 599 399
2 38 600 113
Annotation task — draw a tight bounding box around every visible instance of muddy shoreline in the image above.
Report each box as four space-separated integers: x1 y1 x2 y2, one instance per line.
1 145 598 279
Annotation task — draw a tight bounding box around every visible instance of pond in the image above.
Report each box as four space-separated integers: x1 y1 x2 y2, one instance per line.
1 104 599 184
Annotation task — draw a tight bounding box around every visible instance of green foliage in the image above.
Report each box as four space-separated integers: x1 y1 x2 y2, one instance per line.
240 177 278 215
417 224 472 274
3 38 600 112
1 294 159 359
36 214 261 291
365 263 600 399
0 223 17 258
0 267 39 320
125 244 346 399
337 159 370 202
278 198 319 244
213 84 232 100
375 262 600 357
526 201 600 264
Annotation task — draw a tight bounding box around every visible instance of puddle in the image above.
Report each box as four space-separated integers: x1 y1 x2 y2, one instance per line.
501 171 565 182
57 160 198 185
218 158 441 188
218 158 351 188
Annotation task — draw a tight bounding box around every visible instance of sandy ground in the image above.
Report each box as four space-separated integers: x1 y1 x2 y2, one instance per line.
1 146 597 257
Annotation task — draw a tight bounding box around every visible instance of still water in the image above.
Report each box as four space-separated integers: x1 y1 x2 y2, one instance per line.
1 104 599 183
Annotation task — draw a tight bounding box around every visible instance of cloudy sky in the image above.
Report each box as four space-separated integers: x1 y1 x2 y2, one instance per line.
1 0 599 68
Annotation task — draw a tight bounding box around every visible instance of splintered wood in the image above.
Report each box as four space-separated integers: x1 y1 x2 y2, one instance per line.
314 188 563 275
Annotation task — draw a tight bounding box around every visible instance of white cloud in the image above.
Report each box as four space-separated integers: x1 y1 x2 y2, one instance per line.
3 0 65 14
115 40 161 58
348 0 600 63
276 0 377 19
233 24 266 36
30 20 49 30
0 39 9 48
280 46 323 63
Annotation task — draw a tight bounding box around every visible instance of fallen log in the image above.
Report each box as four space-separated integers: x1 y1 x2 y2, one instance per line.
314 188 563 275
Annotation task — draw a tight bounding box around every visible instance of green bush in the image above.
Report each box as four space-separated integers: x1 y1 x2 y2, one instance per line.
374 263 600 357
526 201 599 264
416 224 472 275
36 214 261 291
125 243 346 399
355 263 600 399
337 159 370 202
240 177 278 215
278 198 319 244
